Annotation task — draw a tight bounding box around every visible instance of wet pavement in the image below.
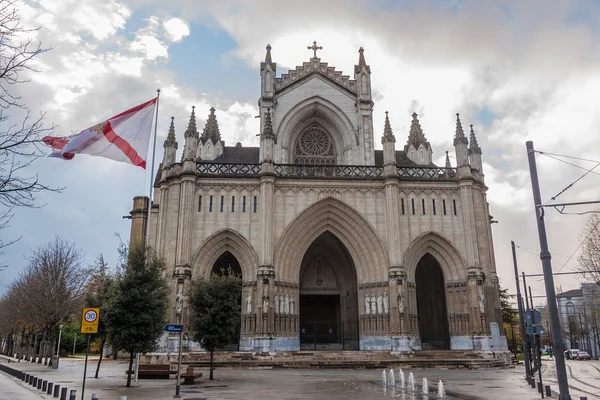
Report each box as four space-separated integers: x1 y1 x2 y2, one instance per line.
0 356 548 400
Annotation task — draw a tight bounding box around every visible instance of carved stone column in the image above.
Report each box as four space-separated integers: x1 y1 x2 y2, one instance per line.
467 266 486 335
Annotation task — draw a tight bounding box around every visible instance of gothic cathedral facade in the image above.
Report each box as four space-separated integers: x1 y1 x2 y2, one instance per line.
129 44 506 352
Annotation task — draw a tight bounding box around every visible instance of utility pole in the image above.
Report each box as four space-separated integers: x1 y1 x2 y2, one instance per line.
526 141 571 400
512 241 532 379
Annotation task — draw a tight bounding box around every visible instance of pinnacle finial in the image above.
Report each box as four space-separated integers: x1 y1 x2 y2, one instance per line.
453 112 468 146
383 111 395 142
358 46 366 67
201 107 222 144
445 150 452 168
262 108 275 140
406 112 430 150
164 116 177 148
469 124 482 154
185 106 198 138
265 44 272 64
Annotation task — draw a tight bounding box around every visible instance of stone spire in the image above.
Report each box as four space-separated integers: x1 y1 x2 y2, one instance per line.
354 47 371 74
265 44 273 65
406 113 430 149
184 106 198 138
453 113 468 145
445 151 451 168
469 124 482 154
200 107 222 144
164 117 176 148
262 108 275 140
382 111 395 143
162 116 178 167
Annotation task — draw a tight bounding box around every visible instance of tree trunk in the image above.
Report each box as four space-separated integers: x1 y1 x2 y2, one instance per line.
209 349 214 380
94 338 105 378
126 351 134 387
39 330 46 364
32 333 38 362
25 333 31 361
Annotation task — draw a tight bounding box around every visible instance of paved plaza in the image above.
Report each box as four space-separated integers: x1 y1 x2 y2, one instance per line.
0 356 556 400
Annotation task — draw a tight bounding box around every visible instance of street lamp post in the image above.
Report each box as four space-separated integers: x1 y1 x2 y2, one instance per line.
53 324 63 369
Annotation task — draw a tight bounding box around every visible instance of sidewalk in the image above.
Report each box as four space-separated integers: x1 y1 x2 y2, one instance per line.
0 356 546 400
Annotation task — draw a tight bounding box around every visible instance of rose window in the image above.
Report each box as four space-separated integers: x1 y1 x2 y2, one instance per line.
294 126 336 165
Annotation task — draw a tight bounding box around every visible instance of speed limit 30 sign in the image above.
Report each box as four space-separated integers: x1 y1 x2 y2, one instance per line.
81 308 100 333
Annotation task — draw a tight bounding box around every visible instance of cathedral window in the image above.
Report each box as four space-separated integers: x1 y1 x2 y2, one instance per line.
198 196 202 212
209 196 213 212
253 196 258 213
293 125 336 165
401 199 405 215
422 199 425 215
411 199 415 215
453 199 457 215
432 199 436 215
443 199 447 215
220 196 224 212
243 196 246 213
232 196 235 212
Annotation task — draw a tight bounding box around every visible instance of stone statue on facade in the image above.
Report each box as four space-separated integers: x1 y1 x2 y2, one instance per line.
284 294 290 314
275 294 280 314
245 292 252 314
478 293 486 314
175 287 183 316
397 293 405 314
376 294 383 314
290 295 295 315
262 292 269 311
370 295 377 315
383 292 389 314
364 295 371 314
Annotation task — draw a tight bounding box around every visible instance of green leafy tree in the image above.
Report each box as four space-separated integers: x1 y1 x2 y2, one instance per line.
103 241 168 387
189 271 242 380
499 285 515 325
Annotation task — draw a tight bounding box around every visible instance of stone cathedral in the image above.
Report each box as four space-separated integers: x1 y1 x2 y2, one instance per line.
129 43 507 353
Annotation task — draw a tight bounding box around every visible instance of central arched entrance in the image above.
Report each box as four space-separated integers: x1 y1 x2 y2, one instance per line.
415 253 450 349
299 231 359 350
211 251 242 350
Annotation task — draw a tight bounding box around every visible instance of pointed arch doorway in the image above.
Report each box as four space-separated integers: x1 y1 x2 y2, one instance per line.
415 253 450 349
211 251 242 350
299 232 359 350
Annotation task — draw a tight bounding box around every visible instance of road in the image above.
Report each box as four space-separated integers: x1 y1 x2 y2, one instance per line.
0 372 46 400
542 358 600 399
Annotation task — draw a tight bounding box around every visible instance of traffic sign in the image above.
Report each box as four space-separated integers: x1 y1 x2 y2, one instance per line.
81 308 100 334
165 324 183 332
526 309 542 326
526 325 545 335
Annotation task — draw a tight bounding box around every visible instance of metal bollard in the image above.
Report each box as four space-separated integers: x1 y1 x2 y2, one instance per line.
60 387 67 400
24 373 29 382
43 380 48 391
54 384 60 398
545 385 551 397
37 378 43 390
531 379 535 388
47 382 54 395
92 394 98 399
580 397 588 400
119 396 127 400
32 376 38 386
69 389 76 400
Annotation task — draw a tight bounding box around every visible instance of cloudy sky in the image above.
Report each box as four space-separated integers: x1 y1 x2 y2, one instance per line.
2 0 600 303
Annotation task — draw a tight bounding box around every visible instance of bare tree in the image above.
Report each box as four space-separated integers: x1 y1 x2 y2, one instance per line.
578 212 600 283
0 0 60 268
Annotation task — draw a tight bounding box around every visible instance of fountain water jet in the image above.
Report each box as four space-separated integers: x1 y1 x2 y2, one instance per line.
437 379 446 398
422 377 428 395
398 369 405 389
408 372 415 391
388 369 395 387
382 370 387 386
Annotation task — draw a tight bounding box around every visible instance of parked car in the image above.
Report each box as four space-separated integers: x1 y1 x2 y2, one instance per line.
564 349 580 360
576 351 591 360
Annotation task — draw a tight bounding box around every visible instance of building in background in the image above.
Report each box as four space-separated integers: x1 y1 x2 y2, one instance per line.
557 283 600 358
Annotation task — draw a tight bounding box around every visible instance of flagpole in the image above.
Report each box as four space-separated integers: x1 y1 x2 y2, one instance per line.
137 88 160 384
145 88 160 242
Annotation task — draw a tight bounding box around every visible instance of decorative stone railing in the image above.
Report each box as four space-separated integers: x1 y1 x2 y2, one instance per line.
197 163 261 176
274 164 384 178
196 163 458 180
396 166 457 180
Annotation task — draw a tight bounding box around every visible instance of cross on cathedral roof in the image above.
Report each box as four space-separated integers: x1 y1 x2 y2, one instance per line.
307 41 323 58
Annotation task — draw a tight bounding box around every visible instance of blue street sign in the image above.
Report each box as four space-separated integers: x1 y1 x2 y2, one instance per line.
165 324 183 332
526 325 544 335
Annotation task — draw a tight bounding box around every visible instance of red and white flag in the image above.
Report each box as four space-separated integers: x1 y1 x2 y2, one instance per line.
43 97 157 169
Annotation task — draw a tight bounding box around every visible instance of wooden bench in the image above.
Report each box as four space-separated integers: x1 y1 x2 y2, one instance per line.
125 364 177 379
181 366 203 385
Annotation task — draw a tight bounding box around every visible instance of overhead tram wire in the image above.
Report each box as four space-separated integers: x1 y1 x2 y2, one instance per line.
555 216 600 274
536 150 600 165
538 153 600 178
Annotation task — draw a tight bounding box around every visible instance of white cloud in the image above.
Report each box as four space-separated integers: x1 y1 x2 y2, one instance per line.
163 18 190 43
